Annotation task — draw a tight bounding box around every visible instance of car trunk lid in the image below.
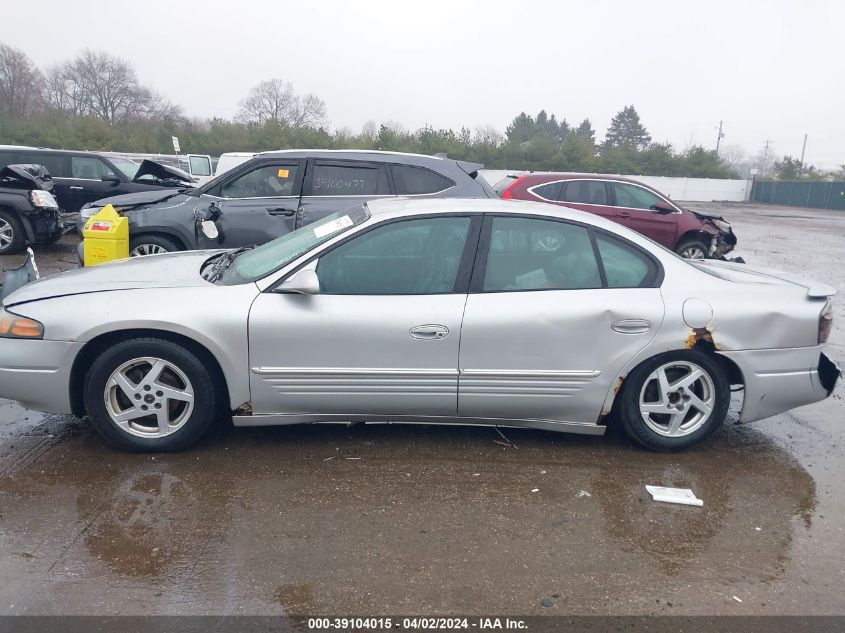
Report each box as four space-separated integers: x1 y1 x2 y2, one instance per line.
693 259 836 298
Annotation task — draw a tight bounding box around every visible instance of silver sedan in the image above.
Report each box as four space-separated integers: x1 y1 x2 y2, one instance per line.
0 198 840 452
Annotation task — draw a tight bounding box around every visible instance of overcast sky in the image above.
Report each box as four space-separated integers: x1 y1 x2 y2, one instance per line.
2 0 842 167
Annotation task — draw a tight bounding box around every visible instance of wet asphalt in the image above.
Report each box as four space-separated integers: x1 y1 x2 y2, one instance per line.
0 203 843 616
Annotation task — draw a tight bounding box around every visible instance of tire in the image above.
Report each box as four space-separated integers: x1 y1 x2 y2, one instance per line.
129 234 181 257
616 350 730 451
83 337 219 452
675 238 709 260
0 209 26 255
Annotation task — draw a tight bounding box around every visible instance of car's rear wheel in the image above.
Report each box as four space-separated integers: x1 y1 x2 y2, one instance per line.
129 234 181 257
675 238 709 260
83 338 218 452
616 350 729 451
0 209 26 255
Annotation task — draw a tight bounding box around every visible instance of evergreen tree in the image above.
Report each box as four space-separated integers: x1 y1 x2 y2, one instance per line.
602 105 651 152
573 118 595 143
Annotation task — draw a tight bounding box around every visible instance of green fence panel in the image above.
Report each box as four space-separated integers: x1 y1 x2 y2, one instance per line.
829 183 845 211
751 180 845 210
807 183 831 208
788 182 812 206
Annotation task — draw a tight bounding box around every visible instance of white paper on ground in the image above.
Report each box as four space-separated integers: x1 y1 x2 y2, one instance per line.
645 485 703 507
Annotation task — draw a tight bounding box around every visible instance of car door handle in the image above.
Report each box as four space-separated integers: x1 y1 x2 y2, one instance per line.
611 319 652 334
267 207 297 216
409 324 449 340
618 211 631 218
69 186 84 190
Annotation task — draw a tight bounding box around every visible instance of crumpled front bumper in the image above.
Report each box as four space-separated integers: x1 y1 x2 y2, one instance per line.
710 229 737 259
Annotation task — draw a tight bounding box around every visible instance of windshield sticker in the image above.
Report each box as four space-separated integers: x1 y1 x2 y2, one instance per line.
277 168 289 178
313 215 353 238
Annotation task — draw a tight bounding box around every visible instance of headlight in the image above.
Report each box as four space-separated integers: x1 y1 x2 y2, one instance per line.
712 219 731 233
80 206 101 220
0 308 44 339
30 190 58 209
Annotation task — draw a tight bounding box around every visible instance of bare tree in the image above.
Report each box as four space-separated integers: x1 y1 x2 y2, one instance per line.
43 50 166 125
70 50 151 124
43 64 83 115
237 78 326 128
360 120 378 141
290 93 326 128
0 42 43 117
475 125 504 146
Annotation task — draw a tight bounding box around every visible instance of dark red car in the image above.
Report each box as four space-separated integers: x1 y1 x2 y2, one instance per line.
496 173 737 259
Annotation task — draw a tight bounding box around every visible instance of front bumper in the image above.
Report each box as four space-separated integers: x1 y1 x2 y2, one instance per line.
710 229 737 258
0 338 82 414
21 208 62 244
719 347 841 423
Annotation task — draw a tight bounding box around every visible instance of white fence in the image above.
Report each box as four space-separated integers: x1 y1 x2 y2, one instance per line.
480 170 750 202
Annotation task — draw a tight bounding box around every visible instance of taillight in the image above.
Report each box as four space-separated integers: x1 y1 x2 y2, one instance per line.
819 301 833 344
501 177 524 199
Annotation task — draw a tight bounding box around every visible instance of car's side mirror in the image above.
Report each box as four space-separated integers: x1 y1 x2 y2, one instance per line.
101 174 121 185
653 202 675 214
278 269 320 295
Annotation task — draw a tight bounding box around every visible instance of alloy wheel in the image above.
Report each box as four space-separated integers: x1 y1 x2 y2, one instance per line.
0 217 13 250
104 357 195 438
638 360 715 437
680 245 707 260
131 243 169 257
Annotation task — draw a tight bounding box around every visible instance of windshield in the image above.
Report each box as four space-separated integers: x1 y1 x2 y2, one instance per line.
110 157 140 179
219 205 371 285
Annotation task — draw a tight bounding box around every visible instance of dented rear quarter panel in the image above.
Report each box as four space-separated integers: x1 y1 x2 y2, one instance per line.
596 253 832 421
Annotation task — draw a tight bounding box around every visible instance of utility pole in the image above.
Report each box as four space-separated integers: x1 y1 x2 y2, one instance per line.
715 120 725 154
762 139 771 176
798 134 807 178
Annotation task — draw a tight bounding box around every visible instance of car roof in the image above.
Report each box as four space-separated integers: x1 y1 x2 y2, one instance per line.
259 149 446 161
0 145 110 158
517 172 646 185
365 197 624 231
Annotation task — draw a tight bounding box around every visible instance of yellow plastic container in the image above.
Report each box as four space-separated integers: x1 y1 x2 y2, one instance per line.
83 204 129 266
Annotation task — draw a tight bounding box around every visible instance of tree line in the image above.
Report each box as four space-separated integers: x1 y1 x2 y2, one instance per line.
1 41 836 180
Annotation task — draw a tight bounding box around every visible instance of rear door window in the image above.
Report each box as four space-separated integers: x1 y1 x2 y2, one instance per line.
561 180 608 205
310 161 389 196
482 216 602 291
188 155 212 177
219 163 300 198
390 164 454 195
595 234 658 287
18 152 67 177
530 181 563 201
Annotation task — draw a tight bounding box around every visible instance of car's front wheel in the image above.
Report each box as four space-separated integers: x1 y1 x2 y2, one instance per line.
615 350 730 451
83 338 219 452
129 234 181 257
675 238 709 260
0 209 26 255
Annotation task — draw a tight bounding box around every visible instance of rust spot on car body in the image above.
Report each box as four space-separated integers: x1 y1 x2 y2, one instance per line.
613 376 625 395
685 326 718 350
233 401 253 416
599 376 626 423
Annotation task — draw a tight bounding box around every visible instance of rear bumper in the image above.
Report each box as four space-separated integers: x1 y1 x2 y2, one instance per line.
0 339 81 414
719 347 841 423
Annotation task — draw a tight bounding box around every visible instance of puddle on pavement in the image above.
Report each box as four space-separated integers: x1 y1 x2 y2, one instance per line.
0 417 819 613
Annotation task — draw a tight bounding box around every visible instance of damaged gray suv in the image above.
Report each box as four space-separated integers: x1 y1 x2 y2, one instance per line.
78 150 495 259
